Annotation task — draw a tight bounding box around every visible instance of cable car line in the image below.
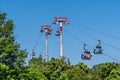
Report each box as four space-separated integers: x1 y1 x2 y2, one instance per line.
73 25 98 41
64 29 86 45
31 32 41 57
39 43 44 58
80 28 120 52
64 28 120 62
32 32 41 51
70 20 120 41
102 41 120 51
103 53 120 63
77 26 120 52
64 29 93 60
30 18 120 63
69 24 120 52
31 30 45 57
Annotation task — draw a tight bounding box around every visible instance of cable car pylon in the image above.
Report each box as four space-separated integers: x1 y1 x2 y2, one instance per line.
40 25 52 62
53 16 69 58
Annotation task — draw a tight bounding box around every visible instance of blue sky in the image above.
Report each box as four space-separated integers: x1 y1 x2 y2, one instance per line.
0 0 120 67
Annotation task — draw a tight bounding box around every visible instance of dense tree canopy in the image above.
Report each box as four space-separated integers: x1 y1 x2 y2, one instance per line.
92 62 120 80
0 12 120 80
0 12 28 80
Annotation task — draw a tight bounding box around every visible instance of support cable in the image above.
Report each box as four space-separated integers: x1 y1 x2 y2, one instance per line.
70 20 120 41
69 23 120 52
32 32 41 51
103 53 120 63
64 29 120 63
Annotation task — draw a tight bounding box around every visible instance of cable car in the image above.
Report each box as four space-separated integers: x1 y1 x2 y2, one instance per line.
32 50 35 56
81 44 92 60
81 50 92 60
94 40 103 54
55 31 60 36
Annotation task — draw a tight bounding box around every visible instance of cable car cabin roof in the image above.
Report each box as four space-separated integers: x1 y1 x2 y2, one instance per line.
84 50 91 54
56 31 60 33
56 30 60 32
96 45 102 48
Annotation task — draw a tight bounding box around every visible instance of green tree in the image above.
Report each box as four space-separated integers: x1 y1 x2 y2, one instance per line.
28 57 71 80
41 57 71 80
28 57 43 70
61 62 92 80
92 62 120 80
0 12 27 79
105 68 120 80
18 67 47 80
